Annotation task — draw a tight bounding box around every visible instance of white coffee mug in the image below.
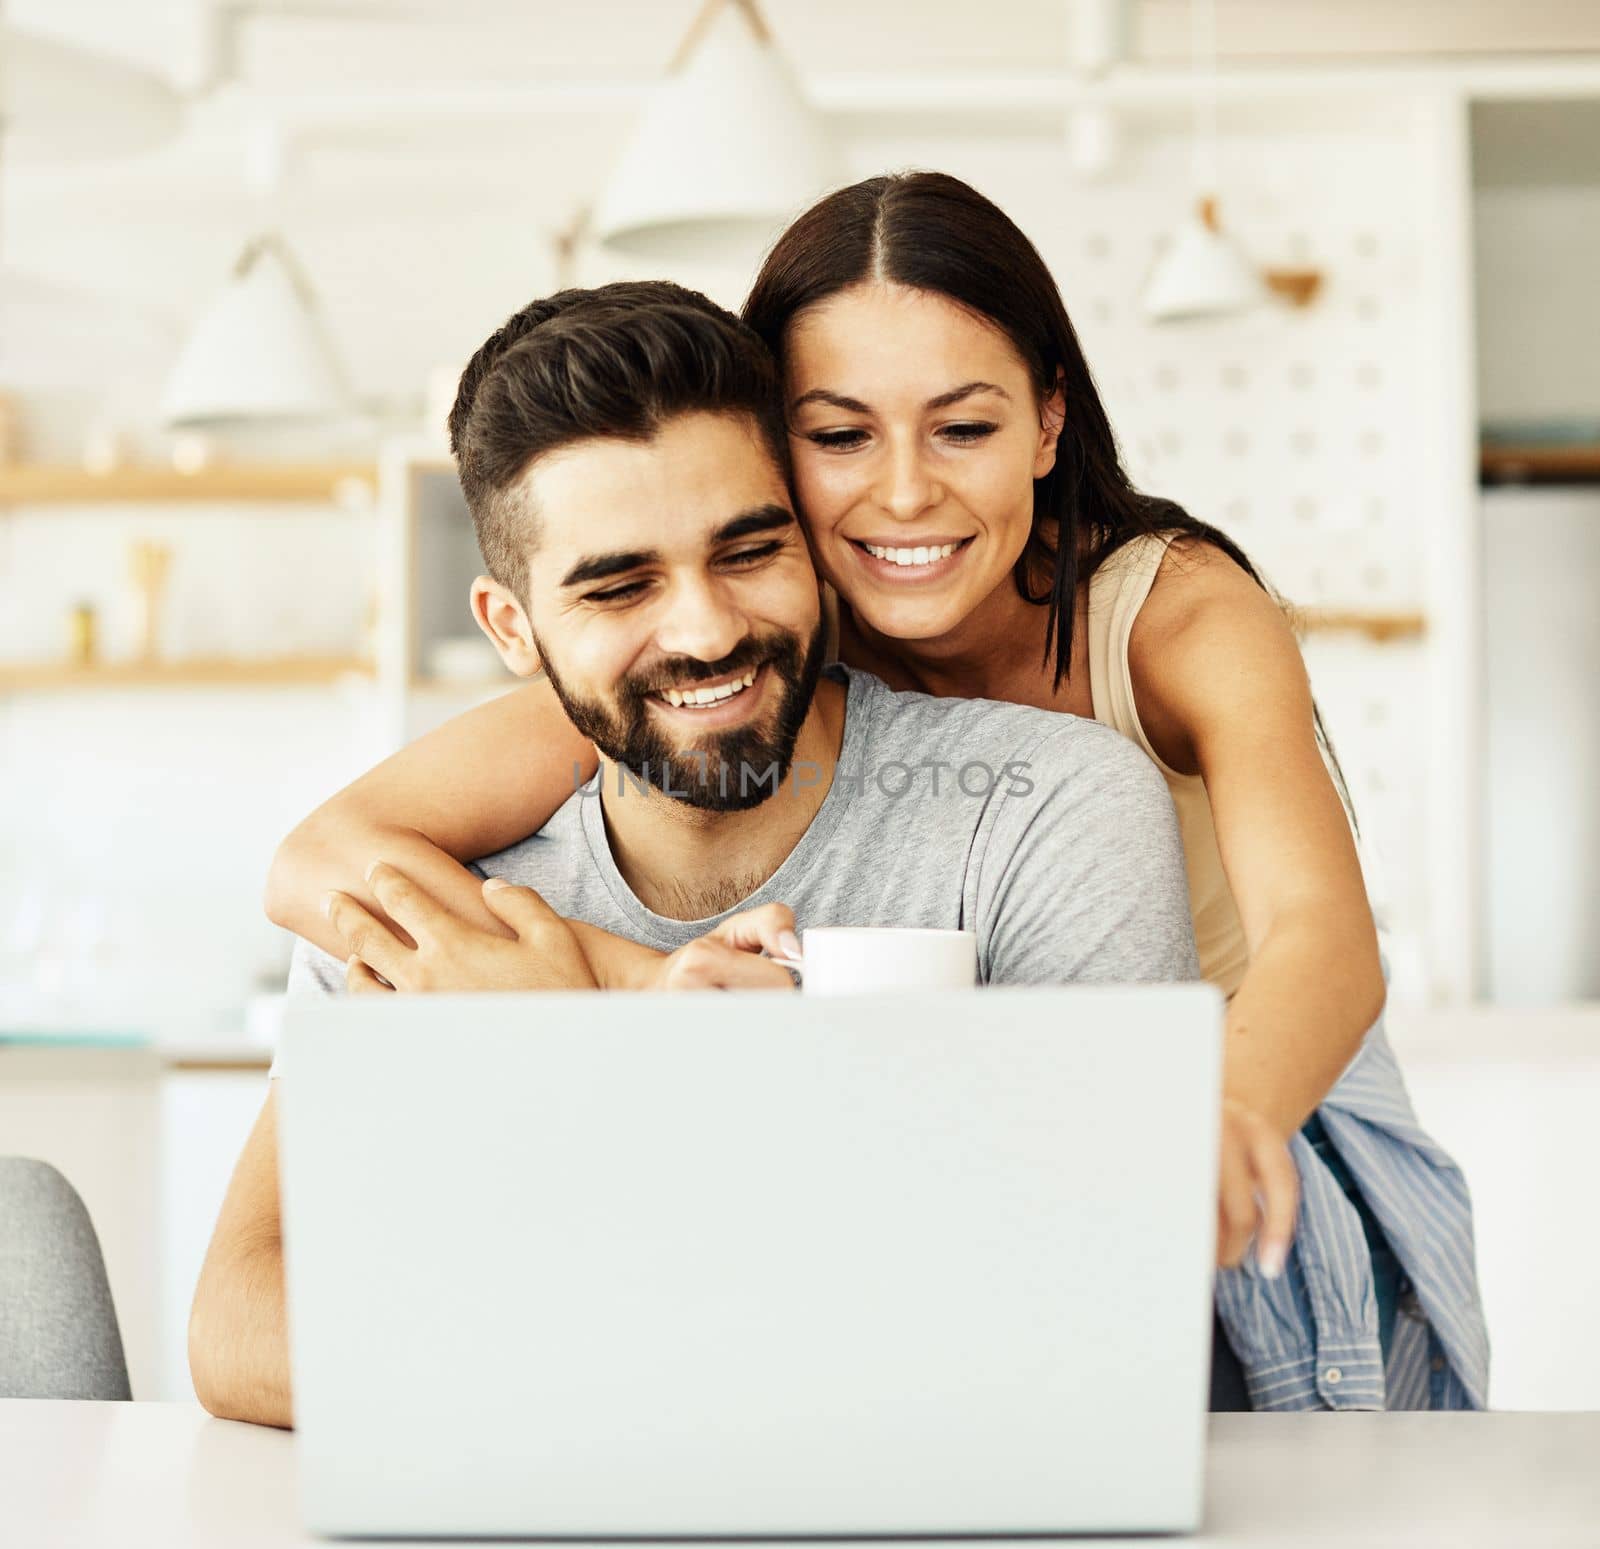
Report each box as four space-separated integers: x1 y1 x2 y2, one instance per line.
792 926 977 997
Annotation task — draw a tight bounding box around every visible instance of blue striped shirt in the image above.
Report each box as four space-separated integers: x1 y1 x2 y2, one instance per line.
1215 986 1490 1410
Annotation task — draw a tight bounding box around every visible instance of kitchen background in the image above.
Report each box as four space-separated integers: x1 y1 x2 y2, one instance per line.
2 0 1597 1407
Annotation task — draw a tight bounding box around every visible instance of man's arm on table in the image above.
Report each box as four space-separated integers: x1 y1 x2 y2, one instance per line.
976 722 1200 984
188 941 342 1429
188 1084 291 1428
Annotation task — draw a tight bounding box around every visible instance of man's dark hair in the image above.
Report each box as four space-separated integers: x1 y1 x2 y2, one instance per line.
449 281 791 604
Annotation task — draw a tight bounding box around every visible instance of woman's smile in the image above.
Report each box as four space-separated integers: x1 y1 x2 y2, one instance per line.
845 533 976 584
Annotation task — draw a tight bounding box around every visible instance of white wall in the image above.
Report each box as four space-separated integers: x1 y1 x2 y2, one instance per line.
0 497 387 1025
1 679 387 1028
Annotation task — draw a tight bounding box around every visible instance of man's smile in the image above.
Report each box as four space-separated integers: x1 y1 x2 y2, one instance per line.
646 662 772 726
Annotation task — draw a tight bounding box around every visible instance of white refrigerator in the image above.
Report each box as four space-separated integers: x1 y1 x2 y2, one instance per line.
1483 485 1600 1002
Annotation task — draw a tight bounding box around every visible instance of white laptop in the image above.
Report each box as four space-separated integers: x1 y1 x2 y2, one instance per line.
276 984 1222 1539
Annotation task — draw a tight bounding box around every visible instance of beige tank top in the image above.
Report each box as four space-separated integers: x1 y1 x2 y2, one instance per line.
822 534 1252 998
1087 533 1251 996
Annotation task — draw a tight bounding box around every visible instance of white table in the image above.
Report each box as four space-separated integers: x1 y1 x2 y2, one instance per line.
6 1401 1598 1547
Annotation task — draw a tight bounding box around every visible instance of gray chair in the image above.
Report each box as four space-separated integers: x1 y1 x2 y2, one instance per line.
0 1158 131 1399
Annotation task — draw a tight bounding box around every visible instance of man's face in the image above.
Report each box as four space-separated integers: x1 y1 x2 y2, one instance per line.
520 411 826 812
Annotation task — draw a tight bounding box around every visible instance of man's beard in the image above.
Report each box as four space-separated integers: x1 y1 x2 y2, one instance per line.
536 618 828 813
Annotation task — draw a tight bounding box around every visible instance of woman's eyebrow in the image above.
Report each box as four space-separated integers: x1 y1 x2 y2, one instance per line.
790 381 1010 414
925 380 1010 410
790 387 869 413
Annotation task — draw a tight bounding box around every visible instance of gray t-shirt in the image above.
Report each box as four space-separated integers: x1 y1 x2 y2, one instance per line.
288 664 1199 1001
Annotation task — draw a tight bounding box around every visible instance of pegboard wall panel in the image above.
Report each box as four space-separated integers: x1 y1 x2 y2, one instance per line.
1299 636 1431 996
1032 122 1431 614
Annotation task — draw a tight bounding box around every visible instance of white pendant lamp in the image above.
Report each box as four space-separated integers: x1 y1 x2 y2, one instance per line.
160 235 348 428
593 0 838 261
1145 196 1265 322
1143 0 1263 324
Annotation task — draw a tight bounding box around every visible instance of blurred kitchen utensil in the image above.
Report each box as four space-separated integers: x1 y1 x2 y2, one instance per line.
128 540 173 663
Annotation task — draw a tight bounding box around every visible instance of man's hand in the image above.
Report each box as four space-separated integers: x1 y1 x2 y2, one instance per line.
647 902 802 991
326 862 598 993
1215 1096 1300 1277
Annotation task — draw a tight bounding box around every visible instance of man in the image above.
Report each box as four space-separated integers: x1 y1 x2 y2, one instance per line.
189 282 1207 1430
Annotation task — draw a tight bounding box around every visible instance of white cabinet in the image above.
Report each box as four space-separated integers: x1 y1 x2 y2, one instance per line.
1389 1008 1600 1409
372 438 523 751
0 1049 267 1402
0 1049 162 1398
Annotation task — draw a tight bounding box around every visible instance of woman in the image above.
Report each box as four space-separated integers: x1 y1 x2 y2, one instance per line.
268 172 1486 1411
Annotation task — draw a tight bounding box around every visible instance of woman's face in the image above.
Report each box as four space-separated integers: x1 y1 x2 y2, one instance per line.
783 281 1063 645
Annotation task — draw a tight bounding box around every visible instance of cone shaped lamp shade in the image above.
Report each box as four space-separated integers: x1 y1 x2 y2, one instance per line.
593 5 838 262
161 237 348 428
1144 202 1265 323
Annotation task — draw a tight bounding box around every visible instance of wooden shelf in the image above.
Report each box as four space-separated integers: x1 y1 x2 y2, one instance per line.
163 1055 273 1073
0 657 375 691
0 464 378 505
1481 445 1600 484
1293 609 1427 644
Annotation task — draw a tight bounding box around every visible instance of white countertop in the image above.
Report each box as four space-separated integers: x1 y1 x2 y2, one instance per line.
0 987 283 1068
5 1402 1597 1547
1384 1003 1600 1061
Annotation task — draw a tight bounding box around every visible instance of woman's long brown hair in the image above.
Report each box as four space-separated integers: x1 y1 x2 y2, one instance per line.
743 171 1354 819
